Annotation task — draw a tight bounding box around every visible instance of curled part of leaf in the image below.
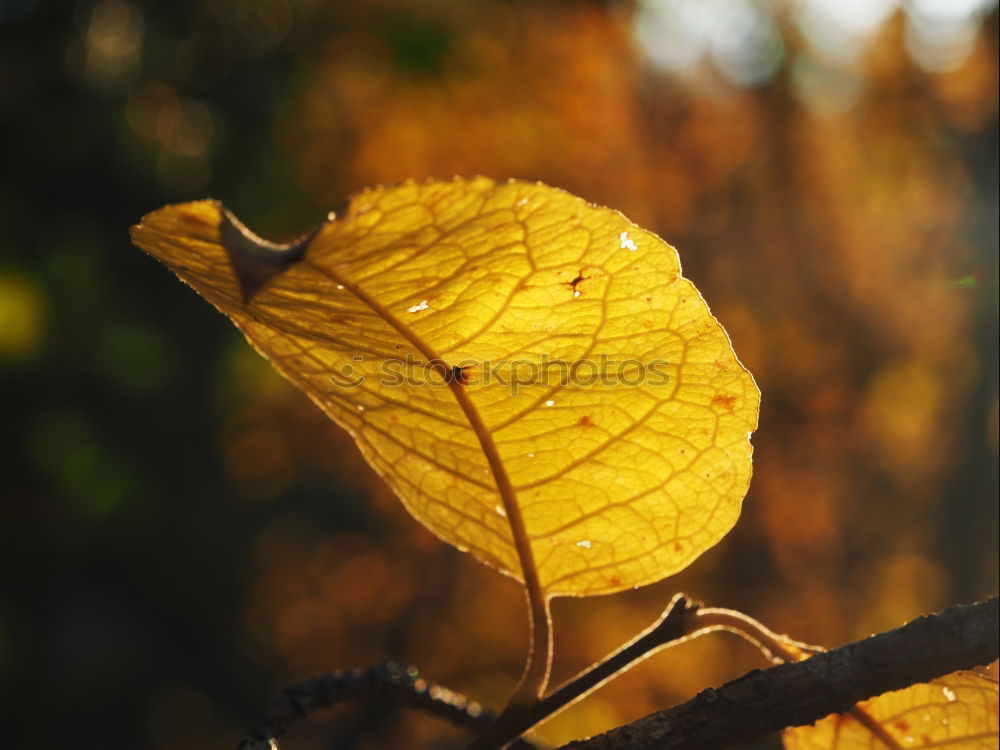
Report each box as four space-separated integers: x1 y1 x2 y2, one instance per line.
130 177 760 597
783 671 1000 750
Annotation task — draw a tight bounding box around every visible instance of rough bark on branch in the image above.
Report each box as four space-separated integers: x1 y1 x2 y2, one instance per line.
557 596 998 750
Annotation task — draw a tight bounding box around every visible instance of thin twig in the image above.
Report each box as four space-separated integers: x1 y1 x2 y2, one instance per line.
236 661 541 750
466 594 701 750
466 593 823 748
534 593 702 722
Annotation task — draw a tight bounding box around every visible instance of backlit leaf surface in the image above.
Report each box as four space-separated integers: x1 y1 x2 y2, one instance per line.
131 177 759 596
783 671 999 750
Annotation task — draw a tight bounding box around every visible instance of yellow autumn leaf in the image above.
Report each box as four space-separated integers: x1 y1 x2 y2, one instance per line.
130 177 759 597
783 671 1000 750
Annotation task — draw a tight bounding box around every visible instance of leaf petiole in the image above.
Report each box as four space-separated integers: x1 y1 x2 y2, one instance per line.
689 607 823 664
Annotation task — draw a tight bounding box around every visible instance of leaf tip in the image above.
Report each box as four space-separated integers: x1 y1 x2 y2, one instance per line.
217 206 325 303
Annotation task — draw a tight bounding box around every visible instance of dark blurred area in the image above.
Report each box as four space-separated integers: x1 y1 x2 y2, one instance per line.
1 1 997 749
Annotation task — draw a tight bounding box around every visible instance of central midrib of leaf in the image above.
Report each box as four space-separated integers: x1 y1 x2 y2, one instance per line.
848 706 905 750
302 256 544 596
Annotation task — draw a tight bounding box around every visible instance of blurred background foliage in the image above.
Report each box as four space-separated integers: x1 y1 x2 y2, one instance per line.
0 1 997 748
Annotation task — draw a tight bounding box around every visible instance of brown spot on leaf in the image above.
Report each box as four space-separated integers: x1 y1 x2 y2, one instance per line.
562 268 591 297
711 394 737 413
578 415 595 427
895 720 910 732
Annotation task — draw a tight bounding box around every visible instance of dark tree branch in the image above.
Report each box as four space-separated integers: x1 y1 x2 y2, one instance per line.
236 661 540 750
556 596 999 750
